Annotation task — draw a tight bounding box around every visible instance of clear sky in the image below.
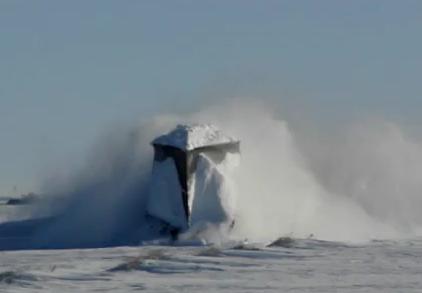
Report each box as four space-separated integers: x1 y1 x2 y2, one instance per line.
1 1 421 195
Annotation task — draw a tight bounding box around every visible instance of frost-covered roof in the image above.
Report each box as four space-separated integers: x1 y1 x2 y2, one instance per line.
152 124 238 151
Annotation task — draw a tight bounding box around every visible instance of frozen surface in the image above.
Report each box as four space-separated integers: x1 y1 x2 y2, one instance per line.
1 238 421 292
152 124 238 151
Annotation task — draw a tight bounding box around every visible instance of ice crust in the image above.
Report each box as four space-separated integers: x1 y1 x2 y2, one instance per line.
152 124 238 150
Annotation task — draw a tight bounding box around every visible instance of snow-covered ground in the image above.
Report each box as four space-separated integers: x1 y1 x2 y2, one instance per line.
1 238 421 292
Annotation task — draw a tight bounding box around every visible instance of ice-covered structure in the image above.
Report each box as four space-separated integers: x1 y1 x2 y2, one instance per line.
146 124 240 238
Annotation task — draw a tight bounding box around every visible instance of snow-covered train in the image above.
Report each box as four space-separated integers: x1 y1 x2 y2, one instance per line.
146 124 240 239
0 124 240 249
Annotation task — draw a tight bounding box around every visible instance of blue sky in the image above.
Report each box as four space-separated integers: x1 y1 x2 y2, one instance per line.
1 1 421 195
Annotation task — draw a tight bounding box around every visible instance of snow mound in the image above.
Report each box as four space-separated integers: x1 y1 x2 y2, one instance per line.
152 124 238 150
